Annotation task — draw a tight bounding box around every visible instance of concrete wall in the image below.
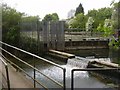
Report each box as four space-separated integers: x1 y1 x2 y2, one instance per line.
65 40 109 50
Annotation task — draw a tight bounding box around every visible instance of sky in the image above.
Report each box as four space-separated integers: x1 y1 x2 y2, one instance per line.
2 0 119 20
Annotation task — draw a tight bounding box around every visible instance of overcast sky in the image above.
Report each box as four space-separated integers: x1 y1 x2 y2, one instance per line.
3 0 119 20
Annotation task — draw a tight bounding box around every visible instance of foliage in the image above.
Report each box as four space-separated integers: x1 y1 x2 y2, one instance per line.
110 1 120 48
68 13 87 29
75 3 84 16
86 17 94 32
103 19 113 37
111 1 120 30
2 4 23 46
97 24 104 32
42 13 59 22
109 37 120 49
20 16 40 31
22 16 40 22
87 7 112 28
19 36 44 55
69 7 112 32
96 19 113 37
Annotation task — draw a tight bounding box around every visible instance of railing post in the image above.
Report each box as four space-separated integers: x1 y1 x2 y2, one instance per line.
71 70 74 90
34 68 36 88
5 65 10 90
33 57 36 88
63 68 66 90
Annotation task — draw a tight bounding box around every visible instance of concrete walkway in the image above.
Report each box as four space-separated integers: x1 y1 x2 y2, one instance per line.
8 64 33 88
0 59 33 88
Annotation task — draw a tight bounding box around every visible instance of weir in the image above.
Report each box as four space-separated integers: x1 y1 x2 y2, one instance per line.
0 41 119 89
67 57 88 68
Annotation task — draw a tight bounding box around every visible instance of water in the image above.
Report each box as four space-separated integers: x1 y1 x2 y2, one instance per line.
66 48 120 65
62 57 108 88
22 57 117 88
8 48 120 89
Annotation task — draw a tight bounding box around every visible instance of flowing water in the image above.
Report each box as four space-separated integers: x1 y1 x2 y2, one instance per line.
23 59 108 88
66 48 120 65
8 48 120 89
22 57 118 88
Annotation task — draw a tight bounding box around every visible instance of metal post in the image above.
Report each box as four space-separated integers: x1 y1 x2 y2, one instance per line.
63 68 66 90
5 65 10 90
37 19 40 54
33 57 36 88
71 70 74 90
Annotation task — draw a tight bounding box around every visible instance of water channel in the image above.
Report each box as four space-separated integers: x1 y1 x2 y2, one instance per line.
9 48 120 89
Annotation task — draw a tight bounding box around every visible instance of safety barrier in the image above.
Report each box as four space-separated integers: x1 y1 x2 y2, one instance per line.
0 41 66 90
0 55 10 90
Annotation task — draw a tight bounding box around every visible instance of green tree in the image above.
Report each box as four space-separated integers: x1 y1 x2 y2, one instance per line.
97 24 104 32
22 16 39 22
97 19 113 37
2 4 23 46
69 13 87 30
103 19 113 37
87 7 112 29
110 1 120 48
86 17 94 36
43 14 52 21
111 1 120 30
75 3 84 16
52 13 59 21
20 16 40 33
43 13 59 22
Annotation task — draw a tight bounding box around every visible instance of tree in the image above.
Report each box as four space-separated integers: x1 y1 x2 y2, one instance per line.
103 19 113 37
97 24 104 32
68 13 87 30
22 16 39 22
52 13 59 21
111 1 120 30
43 14 52 21
75 3 84 16
110 1 120 48
43 13 59 22
86 17 94 36
2 4 23 46
21 16 40 32
87 7 112 29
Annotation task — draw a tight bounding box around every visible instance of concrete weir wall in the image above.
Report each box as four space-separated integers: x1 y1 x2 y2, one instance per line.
65 40 109 50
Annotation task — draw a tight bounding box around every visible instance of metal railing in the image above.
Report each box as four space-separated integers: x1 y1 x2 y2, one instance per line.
0 41 66 90
0 56 10 90
0 53 48 89
71 68 120 90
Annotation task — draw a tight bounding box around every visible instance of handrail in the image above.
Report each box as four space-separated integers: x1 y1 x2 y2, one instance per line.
0 53 48 90
0 41 66 89
0 41 64 69
71 68 120 90
0 56 10 90
0 57 7 66
0 47 63 88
